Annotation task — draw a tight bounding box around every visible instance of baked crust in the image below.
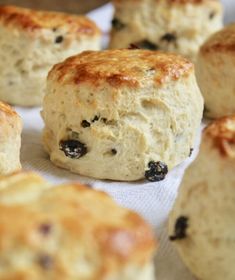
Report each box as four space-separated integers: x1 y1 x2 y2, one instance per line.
0 5 100 36
113 0 221 6
0 101 18 117
49 49 193 88
0 101 22 174
204 116 235 157
200 24 235 54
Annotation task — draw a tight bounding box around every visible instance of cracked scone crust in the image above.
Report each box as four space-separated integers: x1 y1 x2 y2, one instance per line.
0 101 22 174
169 116 235 280
109 0 223 61
0 172 156 280
42 49 203 181
196 24 235 118
0 5 101 106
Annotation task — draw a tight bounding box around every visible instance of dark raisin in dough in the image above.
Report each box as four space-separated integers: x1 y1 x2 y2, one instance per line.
38 223 52 236
111 149 117 155
189 148 194 157
161 33 177 42
37 254 54 270
92 115 100 122
128 43 140 50
59 140 87 159
55 35 64 44
169 216 188 241
101 118 107 123
209 11 216 19
81 120 91 128
133 40 159 51
145 161 168 182
111 18 126 30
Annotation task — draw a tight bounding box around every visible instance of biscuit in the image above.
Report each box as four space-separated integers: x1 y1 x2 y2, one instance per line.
109 0 223 61
0 101 22 174
169 116 235 280
0 5 101 106
0 171 156 280
196 23 235 118
42 49 203 181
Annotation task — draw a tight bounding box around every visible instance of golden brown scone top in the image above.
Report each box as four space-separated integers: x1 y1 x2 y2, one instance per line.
0 101 18 117
49 49 193 88
204 116 235 158
0 172 156 279
113 0 219 5
0 5 100 36
201 24 235 54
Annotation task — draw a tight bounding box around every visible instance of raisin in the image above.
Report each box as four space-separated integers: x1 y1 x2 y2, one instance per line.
111 18 126 30
38 223 52 236
59 140 87 159
101 118 107 123
161 33 177 42
55 35 64 44
189 148 194 157
92 115 99 122
128 43 140 50
145 161 168 182
209 11 216 19
133 40 159 51
37 254 53 270
170 216 188 241
81 120 91 128
111 149 117 155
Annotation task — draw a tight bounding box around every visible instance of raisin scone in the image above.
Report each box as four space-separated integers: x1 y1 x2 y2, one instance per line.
0 171 156 280
196 23 235 119
42 49 203 181
109 0 223 61
169 116 235 280
0 5 101 107
0 101 22 174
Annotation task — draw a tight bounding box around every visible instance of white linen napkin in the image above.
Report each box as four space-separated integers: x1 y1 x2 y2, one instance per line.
16 1 235 279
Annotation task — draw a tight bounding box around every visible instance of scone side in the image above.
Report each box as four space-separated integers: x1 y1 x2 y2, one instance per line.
0 172 157 279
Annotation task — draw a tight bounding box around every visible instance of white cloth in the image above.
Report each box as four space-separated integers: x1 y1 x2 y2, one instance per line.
16 2 235 279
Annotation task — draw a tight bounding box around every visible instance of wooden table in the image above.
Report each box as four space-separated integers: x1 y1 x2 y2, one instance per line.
0 0 109 14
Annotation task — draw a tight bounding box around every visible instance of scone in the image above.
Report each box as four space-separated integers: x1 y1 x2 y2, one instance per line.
42 49 203 181
0 5 101 106
196 23 235 119
0 171 156 280
109 0 223 61
0 101 22 174
169 116 235 280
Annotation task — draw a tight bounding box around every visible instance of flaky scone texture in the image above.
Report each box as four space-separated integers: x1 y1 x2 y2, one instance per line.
0 101 22 174
110 0 223 61
169 116 235 280
196 23 235 118
0 171 156 280
0 5 101 106
42 49 203 181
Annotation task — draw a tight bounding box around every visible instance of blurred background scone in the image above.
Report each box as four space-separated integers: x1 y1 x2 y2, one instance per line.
169 116 235 280
0 171 156 280
0 5 101 107
196 23 235 119
0 101 22 174
109 0 223 61
42 49 203 181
